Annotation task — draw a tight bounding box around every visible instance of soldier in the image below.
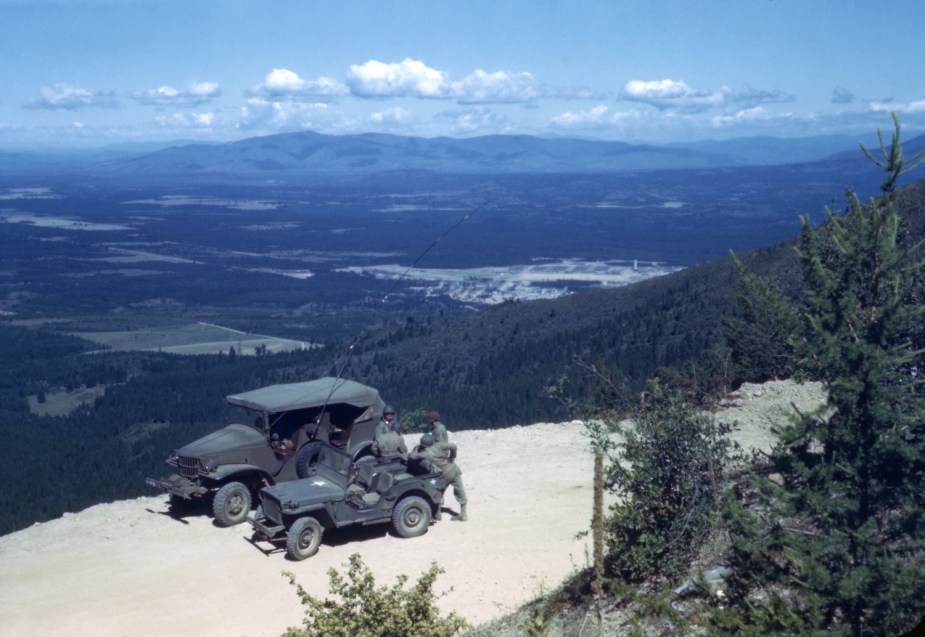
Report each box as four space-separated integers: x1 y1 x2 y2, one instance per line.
426 410 449 445
372 419 408 461
375 405 397 440
408 433 467 522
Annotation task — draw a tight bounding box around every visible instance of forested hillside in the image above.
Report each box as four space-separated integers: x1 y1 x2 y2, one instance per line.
1 178 923 536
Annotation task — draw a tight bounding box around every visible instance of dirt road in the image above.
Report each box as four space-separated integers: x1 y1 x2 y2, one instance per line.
0 380 825 637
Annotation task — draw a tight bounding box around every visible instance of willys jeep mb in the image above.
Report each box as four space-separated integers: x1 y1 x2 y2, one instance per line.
249 444 444 560
146 377 386 526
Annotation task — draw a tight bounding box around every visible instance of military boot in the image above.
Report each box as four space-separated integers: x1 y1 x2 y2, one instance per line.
434 507 442 522
453 504 468 522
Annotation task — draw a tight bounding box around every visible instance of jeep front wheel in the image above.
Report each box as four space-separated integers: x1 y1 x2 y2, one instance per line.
287 517 323 560
212 481 251 527
391 495 431 538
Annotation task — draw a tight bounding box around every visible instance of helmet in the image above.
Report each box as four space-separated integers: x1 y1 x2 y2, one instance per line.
419 433 434 448
390 419 403 433
383 405 396 416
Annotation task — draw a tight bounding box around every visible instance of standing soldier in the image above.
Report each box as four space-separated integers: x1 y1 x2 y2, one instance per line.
375 405 397 440
426 410 448 445
409 433 467 522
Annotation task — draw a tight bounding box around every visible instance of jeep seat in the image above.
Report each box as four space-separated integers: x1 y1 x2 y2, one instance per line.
360 470 395 506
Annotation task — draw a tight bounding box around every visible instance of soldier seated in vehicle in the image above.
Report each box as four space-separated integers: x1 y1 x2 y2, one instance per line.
270 414 301 458
371 419 408 461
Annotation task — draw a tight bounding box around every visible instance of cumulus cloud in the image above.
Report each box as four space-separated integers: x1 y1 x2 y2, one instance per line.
449 69 541 104
710 106 771 127
438 106 514 135
551 104 612 127
347 58 447 98
347 58 542 104
237 97 333 131
369 107 414 126
871 97 925 114
832 86 855 104
250 69 349 99
25 83 118 110
620 79 795 116
154 112 216 128
621 79 726 112
132 82 221 106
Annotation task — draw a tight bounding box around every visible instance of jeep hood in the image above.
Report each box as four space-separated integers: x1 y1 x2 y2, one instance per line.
263 476 346 509
176 423 265 459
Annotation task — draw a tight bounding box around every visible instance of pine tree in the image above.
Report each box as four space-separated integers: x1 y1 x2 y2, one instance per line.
713 114 925 636
722 253 800 383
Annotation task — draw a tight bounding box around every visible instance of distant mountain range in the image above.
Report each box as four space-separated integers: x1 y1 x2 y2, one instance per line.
5 130 912 178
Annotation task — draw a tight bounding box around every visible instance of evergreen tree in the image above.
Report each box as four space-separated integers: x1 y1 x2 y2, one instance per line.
722 254 800 383
713 114 925 636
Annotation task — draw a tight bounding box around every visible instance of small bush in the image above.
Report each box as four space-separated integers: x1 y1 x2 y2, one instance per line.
281 553 471 637
604 382 736 584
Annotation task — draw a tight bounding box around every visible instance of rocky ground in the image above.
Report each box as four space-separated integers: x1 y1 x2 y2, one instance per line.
0 379 826 637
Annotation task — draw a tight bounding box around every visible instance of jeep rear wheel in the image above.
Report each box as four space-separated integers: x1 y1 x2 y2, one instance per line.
391 495 431 538
287 517 323 560
295 441 324 479
212 481 251 527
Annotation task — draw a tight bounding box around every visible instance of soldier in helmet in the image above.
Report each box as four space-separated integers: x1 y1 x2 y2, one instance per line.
372 418 408 461
426 410 449 445
408 432 467 522
375 405 397 440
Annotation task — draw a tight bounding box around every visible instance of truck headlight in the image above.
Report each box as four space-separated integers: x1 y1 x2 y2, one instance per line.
202 457 217 472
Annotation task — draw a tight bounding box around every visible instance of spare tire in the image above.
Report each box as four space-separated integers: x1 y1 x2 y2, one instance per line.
295 441 324 479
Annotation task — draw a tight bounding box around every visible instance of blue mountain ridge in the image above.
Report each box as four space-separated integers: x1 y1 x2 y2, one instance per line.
5 130 910 177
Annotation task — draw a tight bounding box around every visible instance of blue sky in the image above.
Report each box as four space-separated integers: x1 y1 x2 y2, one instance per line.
2 0 924 149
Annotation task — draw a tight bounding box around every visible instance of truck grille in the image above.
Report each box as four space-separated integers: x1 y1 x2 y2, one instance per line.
176 456 200 478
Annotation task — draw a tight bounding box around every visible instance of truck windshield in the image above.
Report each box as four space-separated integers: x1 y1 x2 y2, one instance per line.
226 404 266 431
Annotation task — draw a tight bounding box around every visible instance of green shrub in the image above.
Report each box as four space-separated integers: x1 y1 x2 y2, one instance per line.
281 554 471 637
603 381 736 584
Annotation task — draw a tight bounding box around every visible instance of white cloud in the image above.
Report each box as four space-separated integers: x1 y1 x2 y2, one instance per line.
132 82 221 106
347 59 542 104
552 104 611 126
369 107 414 126
250 69 348 99
154 111 215 128
237 97 333 131
440 106 514 135
621 79 726 112
450 69 541 104
710 106 770 127
25 83 118 110
347 58 447 98
871 98 925 114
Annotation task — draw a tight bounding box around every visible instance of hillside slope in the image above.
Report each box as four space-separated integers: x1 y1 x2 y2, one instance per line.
0 380 826 637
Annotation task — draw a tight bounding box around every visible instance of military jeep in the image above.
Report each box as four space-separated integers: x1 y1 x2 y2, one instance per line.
146 377 386 526
249 444 444 560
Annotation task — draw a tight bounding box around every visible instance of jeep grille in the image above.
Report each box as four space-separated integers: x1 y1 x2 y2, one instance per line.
176 456 200 478
262 497 283 524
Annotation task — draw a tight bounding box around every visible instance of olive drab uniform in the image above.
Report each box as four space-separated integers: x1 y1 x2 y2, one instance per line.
409 439 467 521
375 406 397 440
426 410 449 445
372 429 408 460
